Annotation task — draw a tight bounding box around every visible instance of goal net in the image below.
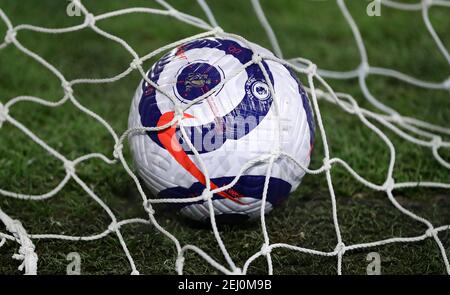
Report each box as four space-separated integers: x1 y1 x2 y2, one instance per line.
0 0 449 275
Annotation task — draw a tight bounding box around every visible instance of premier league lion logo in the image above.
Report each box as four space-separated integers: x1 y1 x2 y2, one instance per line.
184 73 212 92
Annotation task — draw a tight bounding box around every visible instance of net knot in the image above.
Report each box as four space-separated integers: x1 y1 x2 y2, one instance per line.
143 200 155 215
13 244 37 272
391 113 402 123
4 29 17 44
260 243 271 256
113 143 124 159
201 189 212 201
176 255 185 271
18 245 36 257
84 13 96 27
307 63 317 76
174 104 185 120
130 58 142 70
383 177 395 192
431 136 442 148
252 53 263 64
271 148 281 158
213 26 224 35
422 0 433 7
314 88 325 98
108 222 118 232
334 242 346 255
323 158 332 171
168 9 181 18
425 228 435 238
64 161 76 175
61 81 73 95
359 62 370 76
0 103 9 127
231 267 243 275
443 77 450 90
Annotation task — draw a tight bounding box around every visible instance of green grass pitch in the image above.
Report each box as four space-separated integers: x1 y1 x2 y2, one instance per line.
0 0 449 274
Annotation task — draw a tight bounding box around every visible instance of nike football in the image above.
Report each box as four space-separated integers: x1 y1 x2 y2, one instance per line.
128 37 315 223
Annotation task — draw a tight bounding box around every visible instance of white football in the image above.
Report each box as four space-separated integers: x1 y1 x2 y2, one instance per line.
128 37 315 223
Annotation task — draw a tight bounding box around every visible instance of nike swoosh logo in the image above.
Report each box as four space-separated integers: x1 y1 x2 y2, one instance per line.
157 111 245 205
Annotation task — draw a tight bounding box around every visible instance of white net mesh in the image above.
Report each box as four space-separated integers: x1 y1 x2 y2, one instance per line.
0 0 449 275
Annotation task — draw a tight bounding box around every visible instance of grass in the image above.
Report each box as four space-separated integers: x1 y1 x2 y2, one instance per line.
0 0 449 274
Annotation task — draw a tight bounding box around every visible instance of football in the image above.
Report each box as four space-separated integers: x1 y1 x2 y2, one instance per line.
128 37 315 223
